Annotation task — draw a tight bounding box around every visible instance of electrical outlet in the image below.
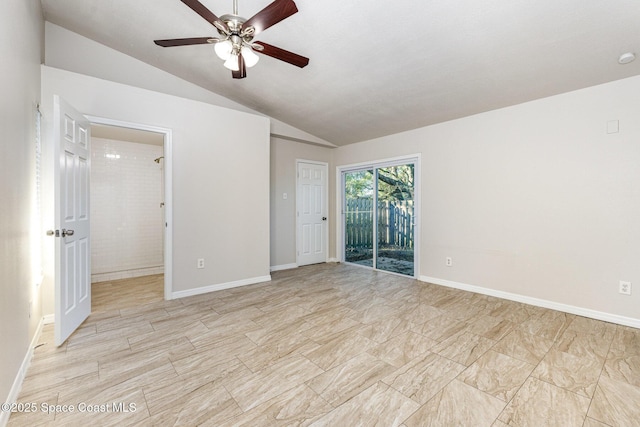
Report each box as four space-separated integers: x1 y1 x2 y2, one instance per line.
197 258 205 269
619 281 632 295
446 257 453 267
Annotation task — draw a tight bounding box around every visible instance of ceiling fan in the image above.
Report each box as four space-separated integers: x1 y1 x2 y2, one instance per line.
154 0 309 79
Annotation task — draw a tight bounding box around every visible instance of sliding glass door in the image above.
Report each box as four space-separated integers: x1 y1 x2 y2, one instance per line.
376 164 415 276
344 170 374 267
343 161 416 277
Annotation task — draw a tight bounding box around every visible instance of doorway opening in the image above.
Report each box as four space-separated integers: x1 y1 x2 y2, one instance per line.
88 117 173 300
339 156 419 277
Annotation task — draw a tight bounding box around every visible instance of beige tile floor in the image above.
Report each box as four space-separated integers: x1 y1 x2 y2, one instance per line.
8 263 640 426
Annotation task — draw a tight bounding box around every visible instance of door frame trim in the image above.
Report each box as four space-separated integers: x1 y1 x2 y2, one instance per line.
86 115 173 299
336 153 421 278
295 159 329 267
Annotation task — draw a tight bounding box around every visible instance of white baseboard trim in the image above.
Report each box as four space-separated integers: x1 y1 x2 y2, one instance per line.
170 275 272 299
91 266 164 283
270 263 298 272
420 275 640 329
1 317 45 427
327 258 340 263
42 314 54 325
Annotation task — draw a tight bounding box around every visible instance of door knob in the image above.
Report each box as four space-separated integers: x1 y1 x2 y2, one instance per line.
322 217 327 221
46 230 59 237
62 229 74 237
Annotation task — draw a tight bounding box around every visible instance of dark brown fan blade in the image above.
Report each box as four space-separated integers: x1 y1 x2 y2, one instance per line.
254 42 309 68
243 0 298 35
154 37 212 47
180 0 228 31
232 54 247 79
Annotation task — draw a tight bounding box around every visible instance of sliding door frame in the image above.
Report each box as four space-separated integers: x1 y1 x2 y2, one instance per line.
336 154 421 278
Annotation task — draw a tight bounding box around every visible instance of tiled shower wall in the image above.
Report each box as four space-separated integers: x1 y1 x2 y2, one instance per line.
90 137 164 282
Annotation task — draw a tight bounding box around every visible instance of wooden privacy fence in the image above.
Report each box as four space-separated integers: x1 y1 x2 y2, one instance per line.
345 199 414 248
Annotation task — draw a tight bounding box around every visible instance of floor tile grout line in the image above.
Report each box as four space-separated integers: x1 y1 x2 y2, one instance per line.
582 324 619 426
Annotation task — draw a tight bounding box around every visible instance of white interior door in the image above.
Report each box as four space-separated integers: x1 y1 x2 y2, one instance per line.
54 95 91 346
297 161 328 266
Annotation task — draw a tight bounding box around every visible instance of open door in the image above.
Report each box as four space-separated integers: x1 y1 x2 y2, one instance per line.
53 95 91 346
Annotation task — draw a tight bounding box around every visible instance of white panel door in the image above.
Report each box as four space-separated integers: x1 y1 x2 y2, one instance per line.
297 162 327 266
54 95 91 346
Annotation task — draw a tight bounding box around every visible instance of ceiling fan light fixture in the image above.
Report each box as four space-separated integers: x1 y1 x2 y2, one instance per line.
214 39 233 60
224 52 240 71
241 46 259 67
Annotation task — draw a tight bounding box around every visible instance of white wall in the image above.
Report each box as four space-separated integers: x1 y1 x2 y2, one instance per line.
41 66 271 307
270 137 333 269
0 0 43 414
91 138 164 282
334 76 640 325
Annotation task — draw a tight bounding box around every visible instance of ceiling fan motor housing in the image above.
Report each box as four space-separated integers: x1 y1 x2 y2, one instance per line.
219 15 254 39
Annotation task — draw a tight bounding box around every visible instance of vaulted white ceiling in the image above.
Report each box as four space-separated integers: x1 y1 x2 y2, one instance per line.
41 0 640 146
